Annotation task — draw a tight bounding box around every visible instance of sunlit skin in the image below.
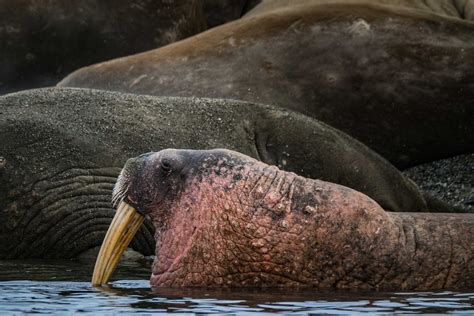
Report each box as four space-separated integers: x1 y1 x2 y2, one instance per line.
93 149 473 290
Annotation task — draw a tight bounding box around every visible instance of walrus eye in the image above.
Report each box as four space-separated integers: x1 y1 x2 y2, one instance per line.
160 158 172 172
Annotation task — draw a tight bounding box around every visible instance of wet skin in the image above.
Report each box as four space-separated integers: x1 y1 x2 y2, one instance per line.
93 149 474 290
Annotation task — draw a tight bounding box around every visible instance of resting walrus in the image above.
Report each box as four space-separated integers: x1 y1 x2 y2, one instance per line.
58 2 474 168
93 149 473 290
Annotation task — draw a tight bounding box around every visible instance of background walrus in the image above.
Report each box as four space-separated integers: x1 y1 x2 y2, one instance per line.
59 2 474 168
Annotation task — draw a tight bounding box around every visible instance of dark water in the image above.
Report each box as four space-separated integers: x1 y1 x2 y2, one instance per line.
0 260 473 314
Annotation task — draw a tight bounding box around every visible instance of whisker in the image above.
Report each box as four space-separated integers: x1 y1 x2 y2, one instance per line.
112 169 129 208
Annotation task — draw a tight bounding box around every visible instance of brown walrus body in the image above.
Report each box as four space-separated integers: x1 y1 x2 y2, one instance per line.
59 2 474 168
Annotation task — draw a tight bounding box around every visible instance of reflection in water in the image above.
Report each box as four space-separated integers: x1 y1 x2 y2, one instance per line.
0 260 472 314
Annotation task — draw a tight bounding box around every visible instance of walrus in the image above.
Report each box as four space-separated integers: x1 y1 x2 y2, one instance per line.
92 149 474 289
0 87 428 259
58 2 474 168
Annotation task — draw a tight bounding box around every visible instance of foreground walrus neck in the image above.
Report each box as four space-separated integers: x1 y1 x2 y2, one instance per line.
98 149 474 290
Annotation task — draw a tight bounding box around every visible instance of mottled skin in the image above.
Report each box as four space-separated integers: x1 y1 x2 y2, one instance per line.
59 2 474 168
117 149 474 290
0 88 428 259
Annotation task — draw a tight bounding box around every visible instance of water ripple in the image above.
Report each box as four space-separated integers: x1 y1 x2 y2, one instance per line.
0 280 472 314
0 260 472 314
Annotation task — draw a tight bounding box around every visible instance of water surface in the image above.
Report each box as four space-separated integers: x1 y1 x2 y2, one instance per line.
0 260 473 314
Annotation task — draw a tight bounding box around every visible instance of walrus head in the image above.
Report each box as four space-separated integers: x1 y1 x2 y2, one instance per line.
93 148 256 286
111 150 187 214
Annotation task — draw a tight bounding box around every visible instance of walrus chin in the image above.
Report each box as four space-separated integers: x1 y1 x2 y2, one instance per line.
91 201 144 286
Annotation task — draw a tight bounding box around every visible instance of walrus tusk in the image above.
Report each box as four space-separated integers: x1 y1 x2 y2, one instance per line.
91 201 144 286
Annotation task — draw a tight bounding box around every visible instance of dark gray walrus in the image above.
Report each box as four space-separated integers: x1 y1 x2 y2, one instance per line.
92 149 474 289
59 1 474 168
0 88 427 259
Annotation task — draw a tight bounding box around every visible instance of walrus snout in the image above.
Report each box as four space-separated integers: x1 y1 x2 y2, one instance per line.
113 149 190 214
112 157 138 209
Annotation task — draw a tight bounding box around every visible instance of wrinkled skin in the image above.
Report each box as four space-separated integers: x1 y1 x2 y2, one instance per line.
0 0 207 95
59 2 474 168
115 149 474 289
0 87 427 259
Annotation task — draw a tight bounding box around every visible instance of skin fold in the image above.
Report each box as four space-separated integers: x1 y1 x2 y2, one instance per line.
95 149 473 290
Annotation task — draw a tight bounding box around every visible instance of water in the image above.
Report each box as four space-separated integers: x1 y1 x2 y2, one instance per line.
0 260 473 314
